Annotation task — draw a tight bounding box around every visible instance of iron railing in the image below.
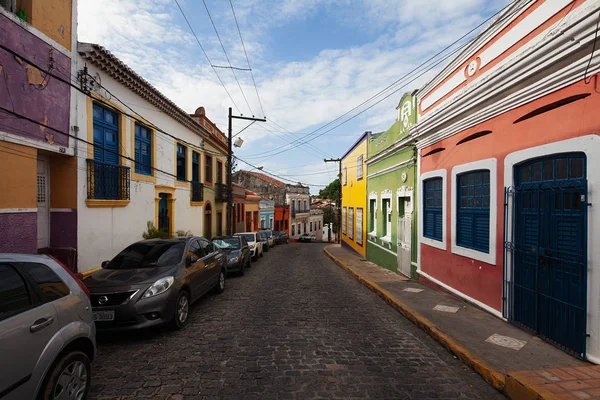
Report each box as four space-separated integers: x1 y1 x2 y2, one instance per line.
191 181 204 202
215 183 230 202
86 159 130 200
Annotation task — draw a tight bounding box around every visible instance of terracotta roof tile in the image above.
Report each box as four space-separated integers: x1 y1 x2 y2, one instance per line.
244 171 286 188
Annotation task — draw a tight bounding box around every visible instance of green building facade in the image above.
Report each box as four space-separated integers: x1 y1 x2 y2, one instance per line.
366 92 418 278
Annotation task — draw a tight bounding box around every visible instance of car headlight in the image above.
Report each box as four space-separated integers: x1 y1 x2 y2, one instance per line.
229 256 239 263
142 276 174 299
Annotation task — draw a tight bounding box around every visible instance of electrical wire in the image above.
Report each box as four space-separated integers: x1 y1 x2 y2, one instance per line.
173 0 242 115
201 0 254 116
229 0 266 118
242 0 526 159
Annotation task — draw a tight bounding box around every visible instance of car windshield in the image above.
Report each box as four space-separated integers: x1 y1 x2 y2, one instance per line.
213 238 240 250
105 241 186 269
238 233 255 243
259 232 267 239
260 230 272 238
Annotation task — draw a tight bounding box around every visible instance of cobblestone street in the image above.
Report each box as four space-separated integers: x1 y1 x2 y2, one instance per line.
89 243 504 400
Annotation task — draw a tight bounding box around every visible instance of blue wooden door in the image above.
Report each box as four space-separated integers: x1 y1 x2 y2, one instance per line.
512 153 587 357
92 104 120 199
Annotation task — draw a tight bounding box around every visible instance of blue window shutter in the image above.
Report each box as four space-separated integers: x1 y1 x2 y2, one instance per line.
456 170 490 253
423 178 443 241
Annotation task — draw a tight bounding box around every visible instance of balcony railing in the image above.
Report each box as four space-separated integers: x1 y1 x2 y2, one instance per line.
215 183 230 202
291 208 310 218
191 181 204 202
87 159 130 200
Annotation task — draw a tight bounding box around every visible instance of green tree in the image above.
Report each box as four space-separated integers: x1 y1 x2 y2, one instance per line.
318 179 340 201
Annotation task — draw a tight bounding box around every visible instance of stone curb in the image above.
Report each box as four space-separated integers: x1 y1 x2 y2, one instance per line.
323 246 507 393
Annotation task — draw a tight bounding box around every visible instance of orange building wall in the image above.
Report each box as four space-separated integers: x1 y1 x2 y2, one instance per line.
0 141 37 209
50 154 77 209
21 0 73 50
420 77 600 311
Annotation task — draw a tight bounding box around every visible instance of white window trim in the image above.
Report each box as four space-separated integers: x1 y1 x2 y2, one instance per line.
368 192 378 238
451 158 497 265
381 190 392 243
418 169 447 251
503 135 600 363
357 155 364 180
269 216 273 228
397 186 414 215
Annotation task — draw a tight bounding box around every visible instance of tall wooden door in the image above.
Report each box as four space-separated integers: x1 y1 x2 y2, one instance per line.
511 153 587 358
396 197 411 277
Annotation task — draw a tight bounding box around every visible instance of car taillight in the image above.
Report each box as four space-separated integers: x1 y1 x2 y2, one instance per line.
49 256 91 297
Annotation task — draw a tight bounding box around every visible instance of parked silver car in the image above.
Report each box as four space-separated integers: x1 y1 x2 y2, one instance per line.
0 254 96 400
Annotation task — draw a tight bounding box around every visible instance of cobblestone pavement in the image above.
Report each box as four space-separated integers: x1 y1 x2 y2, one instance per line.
89 243 504 400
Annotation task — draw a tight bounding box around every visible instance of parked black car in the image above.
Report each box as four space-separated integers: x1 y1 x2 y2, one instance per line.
84 237 226 331
273 231 289 244
212 235 251 276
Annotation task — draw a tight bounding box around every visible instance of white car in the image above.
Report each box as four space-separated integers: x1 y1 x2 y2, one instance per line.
234 232 264 261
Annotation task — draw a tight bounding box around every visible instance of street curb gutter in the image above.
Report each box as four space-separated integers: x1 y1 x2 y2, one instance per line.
323 246 506 393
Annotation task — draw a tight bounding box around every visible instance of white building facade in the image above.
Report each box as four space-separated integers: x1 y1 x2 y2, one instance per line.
75 43 227 271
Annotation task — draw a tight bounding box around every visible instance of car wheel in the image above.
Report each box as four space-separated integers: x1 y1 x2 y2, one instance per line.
171 291 190 330
39 351 91 400
214 270 226 294
238 262 245 276
247 256 252 268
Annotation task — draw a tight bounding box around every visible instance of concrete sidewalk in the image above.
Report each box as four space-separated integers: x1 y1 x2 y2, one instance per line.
324 244 599 400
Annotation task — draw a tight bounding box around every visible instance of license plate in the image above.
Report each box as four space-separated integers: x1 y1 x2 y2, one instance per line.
93 310 115 321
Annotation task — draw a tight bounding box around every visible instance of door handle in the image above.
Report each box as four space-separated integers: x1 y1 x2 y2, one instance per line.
30 317 54 333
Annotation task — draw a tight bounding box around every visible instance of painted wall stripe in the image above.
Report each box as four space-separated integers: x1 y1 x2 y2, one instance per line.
0 208 37 214
367 239 397 256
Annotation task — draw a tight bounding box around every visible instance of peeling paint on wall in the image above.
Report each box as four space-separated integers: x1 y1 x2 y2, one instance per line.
57 24 65 38
25 64 48 88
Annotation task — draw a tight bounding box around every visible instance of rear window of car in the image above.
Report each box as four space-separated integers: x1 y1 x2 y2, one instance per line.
213 238 240 250
23 262 69 302
106 241 186 269
259 232 267 239
238 234 255 243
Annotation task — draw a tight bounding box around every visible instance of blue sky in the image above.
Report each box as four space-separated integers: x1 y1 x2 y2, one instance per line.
78 0 508 193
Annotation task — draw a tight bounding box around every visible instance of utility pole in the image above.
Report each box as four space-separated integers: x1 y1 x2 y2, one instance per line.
227 108 266 235
324 158 342 244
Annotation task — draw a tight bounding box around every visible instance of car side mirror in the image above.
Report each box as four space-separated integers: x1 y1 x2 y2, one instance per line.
101 260 109 268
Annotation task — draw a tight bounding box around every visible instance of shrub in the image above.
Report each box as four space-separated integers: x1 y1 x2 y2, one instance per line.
142 221 170 239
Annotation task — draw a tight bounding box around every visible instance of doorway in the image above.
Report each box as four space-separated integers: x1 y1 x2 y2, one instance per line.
158 193 170 233
204 202 212 239
37 156 50 249
510 153 587 357
396 196 412 277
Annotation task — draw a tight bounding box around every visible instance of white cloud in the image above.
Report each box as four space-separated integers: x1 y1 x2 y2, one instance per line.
78 0 508 191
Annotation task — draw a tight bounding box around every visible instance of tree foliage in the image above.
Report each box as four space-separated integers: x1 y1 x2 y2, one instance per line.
318 179 340 201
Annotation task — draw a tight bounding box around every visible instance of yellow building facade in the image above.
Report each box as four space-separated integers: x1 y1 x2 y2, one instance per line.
341 133 368 256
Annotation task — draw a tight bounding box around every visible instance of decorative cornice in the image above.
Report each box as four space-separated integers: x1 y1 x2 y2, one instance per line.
411 2 600 149
367 158 416 179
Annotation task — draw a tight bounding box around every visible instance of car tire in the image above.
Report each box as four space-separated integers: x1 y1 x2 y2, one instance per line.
38 351 91 400
171 290 190 330
247 256 252 268
238 262 245 276
214 269 226 294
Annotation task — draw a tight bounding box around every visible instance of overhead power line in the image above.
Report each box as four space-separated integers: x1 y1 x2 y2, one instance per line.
201 0 254 116
243 0 526 160
229 0 266 118
173 0 242 114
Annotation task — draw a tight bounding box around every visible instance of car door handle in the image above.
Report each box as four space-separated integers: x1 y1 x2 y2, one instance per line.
30 317 54 333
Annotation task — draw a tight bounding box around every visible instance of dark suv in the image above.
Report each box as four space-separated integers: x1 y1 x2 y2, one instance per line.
84 237 225 331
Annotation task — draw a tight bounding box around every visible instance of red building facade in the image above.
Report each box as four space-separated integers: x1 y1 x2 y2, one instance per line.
413 0 600 362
